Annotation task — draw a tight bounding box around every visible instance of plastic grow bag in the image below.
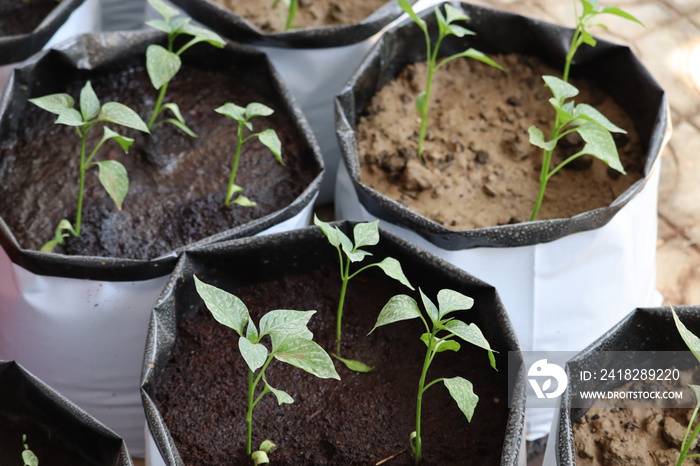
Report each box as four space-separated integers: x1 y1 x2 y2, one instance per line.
334 1 669 439
0 31 322 457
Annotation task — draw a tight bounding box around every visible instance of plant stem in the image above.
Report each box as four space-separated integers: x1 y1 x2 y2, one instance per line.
148 81 169 130
74 130 88 236
414 336 437 465
246 369 255 456
335 259 350 355
678 405 700 466
225 121 245 206
530 146 553 221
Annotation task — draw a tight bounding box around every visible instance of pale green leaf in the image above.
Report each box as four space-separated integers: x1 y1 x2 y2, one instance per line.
437 289 474 319
600 6 644 27
259 309 315 340
79 81 100 121
239 336 268 372
443 377 479 422
40 219 76 253
345 247 370 263
435 7 450 38
581 0 599 16
145 19 172 34
265 380 294 405
22 450 39 466
419 289 439 324
574 104 626 133
444 48 504 71
444 320 493 353
399 0 426 33
689 385 700 407
55 108 84 126
28 93 74 115
101 127 134 153
543 75 579 103
257 129 283 164
234 195 257 207
528 126 557 151
672 307 700 366
146 44 181 91
148 0 180 22
215 102 246 122
376 257 414 290
160 117 198 138
193 276 249 337
443 3 469 23
272 335 340 380
352 221 380 249
581 30 597 47
369 294 421 334
448 24 475 38
420 333 460 352
180 23 226 48
245 102 274 119
577 122 626 174
246 319 259 342
95 160 129 210
314 215 347 250
99 102 149 132
333 354 374 373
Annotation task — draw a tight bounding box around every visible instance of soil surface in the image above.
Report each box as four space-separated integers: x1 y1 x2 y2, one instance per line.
0 412 98 466
0 0 57 36
357 53 644 229
573 366 700 465
156 266 510 465
212 0 388 32
0 63 318 259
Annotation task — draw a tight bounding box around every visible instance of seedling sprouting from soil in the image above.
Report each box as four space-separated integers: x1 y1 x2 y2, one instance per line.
193 276 340 463
369 289 496 465
22 435 38 466
272 0 298 31
399 0 503 158
146 0 225 136
671 306 700 466
215 102 283 207
29 81 149 252
314 216 413 372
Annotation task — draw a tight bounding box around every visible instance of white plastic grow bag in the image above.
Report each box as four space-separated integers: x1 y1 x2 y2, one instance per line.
0 199 315 458
336 162 662 439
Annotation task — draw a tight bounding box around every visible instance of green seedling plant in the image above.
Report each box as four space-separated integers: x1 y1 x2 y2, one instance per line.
22 435 38 466
314 216 413 372
29 81 149 252
369 289 496 465
399 0 503 159
193 275 340 464
528 0 643 221
146 0 225 136
671 306 700 465
215 102 283 207
272 0 299 31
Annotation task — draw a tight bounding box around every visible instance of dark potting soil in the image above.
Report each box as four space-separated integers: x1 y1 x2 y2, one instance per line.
0 0 57 36
0 412 98 466
0 63 318 259
156 266 510 465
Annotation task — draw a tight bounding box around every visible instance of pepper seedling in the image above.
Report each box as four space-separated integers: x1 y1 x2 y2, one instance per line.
369 289 496 465
146 0 225 136
272 0 299 31
671 306 700 466
528 0 643 221
193 276 340 464
215 102 283 207
29 81 149 252
22 434 38 466
399 0 503 159
314 216 413 372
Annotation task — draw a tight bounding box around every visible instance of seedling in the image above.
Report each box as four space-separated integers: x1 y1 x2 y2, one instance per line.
146 0 225 136
399 0 503 158
22 434 38 466
527 0 643 221
215 102 283 207
671 306 700 466
193 276 340 463
314 216 413 371
29 81 149 252
272 0 298 31
369 289 496 464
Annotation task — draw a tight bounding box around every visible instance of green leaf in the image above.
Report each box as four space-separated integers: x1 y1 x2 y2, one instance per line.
543 75 579 103
690 385 700 407
443 3 469 23
99 102 149 132
40 219 76 253
55 108 84 127
444 320 493 354
437 289 474 319
259 309 315 340
233 195 256 207
95 160 129 210
581 0 599 16
180 23 226 48
333 354 374 373
435 6 450 38
420 333 460 352
581 30 597 47
672 307 700 366
419 289 439 324
79 81 100 121
245 102 274 119
601 6 644 27
28 93 74 115
352 221 380 249
272 335 340 380
528 126 557 151
101 127 134 153
215 102 246 122
146 44 181 91
193 276 249 337
265 380 294 405
246 319 259 342
443 377 478 422
257 129 283 165
574 104 626 133
22 450 39 466
160 117 198 138
148 0 180 22
399 0 427 33
576 122 626 174
145 19 172 34
448 24 475 38
314 215 352 252
369 294 421 334
376 257 414 290
239 336 268 372
444 48 504 71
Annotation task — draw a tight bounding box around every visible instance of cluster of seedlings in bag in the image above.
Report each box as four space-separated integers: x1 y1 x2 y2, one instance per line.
187 221 497 465
27 0 287 252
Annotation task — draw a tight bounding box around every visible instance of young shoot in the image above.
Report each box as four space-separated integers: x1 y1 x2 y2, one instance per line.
22 434 38 466
29 81 149 252
527 76 626 221
314 216 413 372
369 289 496 465
215 102 283 207
399 0 503 159
563 0 643 82
272 0 299 31
193 276 340 463
671 306 700 466
146 0 225 136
